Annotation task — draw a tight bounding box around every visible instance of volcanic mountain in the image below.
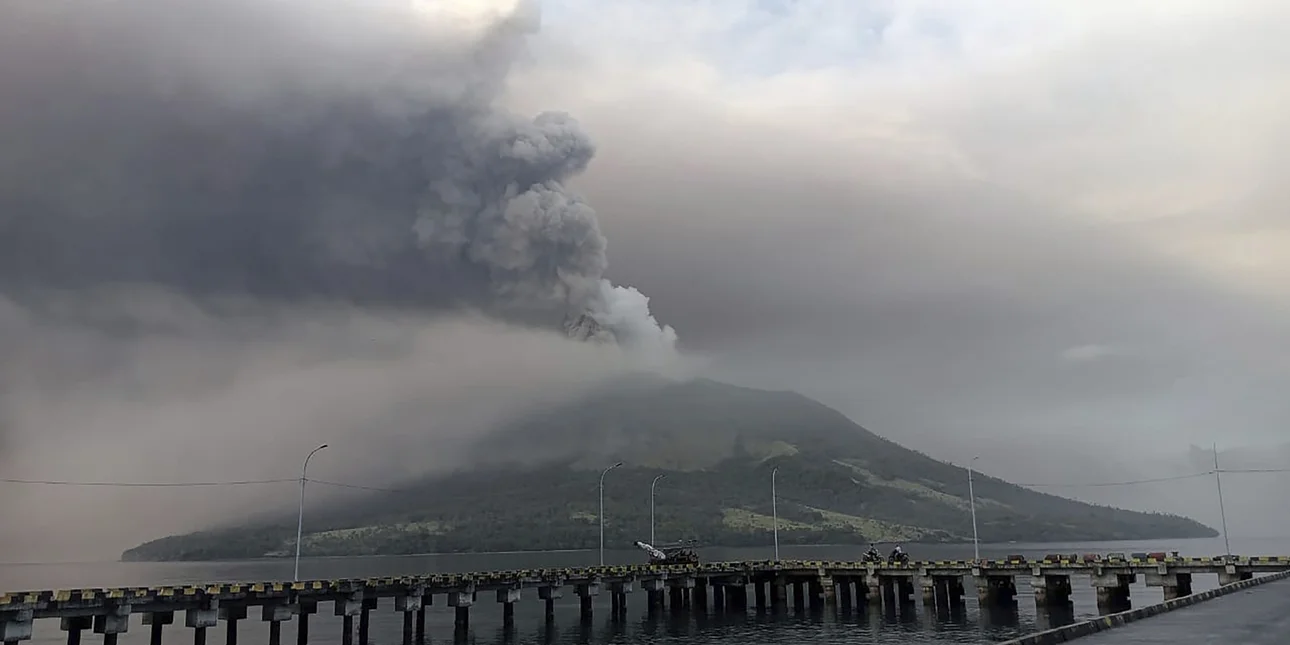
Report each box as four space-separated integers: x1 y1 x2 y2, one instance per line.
123 375 1214 561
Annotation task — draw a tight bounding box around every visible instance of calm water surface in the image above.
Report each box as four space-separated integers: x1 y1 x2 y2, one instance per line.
3 537 1286 645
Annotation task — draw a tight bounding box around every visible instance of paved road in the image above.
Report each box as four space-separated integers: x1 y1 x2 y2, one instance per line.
1076 577 1290 644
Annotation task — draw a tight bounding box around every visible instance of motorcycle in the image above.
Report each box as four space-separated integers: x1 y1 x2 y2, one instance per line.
862 547 882 564
888 551 910 565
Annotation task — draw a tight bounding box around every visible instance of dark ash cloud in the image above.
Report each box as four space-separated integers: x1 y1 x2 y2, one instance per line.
0 0 673 352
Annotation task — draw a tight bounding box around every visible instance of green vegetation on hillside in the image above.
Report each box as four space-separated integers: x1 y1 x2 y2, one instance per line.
122 376 1215 562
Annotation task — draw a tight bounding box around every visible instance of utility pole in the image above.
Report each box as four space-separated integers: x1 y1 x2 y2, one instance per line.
294 444 329 582
1213 443 1231 557
771 466 780 561
650 474 666 545
599 462 623 566
968 456 981 561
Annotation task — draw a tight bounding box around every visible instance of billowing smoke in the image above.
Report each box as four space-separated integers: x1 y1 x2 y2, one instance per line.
0 0 677 354
0 0 684 562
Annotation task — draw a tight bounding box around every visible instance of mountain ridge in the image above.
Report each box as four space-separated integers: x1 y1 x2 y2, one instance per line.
122 375 1216 561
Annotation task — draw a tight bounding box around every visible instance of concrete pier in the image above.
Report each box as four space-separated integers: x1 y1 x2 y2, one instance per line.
2 554 1287 644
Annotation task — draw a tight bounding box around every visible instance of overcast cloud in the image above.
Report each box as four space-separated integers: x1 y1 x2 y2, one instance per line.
1 0 1287 561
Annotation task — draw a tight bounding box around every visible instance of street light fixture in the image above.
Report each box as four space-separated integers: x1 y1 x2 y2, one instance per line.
599 462 624 566
294 443 329 581
650 474 666 545
771 466 780 562
968 456 980 562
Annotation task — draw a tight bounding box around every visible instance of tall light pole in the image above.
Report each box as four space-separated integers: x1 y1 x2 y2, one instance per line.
967 456 981 562
599 462 623 566
650 474 666 545
1213 443 1232 557
771 466 780 561
294 443 329 582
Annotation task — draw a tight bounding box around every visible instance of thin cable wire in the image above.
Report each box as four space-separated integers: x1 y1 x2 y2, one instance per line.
0 477 295 487
2 467 1285 491
1012 471 1215 488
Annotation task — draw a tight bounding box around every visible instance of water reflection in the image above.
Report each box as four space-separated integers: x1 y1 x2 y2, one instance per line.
1035 603 1076 631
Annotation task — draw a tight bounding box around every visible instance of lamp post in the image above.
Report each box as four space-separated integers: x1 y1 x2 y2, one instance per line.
1213 443 1232 558
771 466 780 561
968 456 980 562
294 443 329 581
599 462 623 566
650 474 666 545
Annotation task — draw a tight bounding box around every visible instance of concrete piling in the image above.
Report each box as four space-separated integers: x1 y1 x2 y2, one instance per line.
1032 574 1072 607
60 617 90 645
770 578 787 611
143 612 173 645
575 583 598 622
217 604 245 645
447 590 472 632
1092 573 1133 609
538 585 562 622
293 601 316 645
186 600 218 645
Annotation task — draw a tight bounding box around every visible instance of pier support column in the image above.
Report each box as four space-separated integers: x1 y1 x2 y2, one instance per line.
609 581 632 618
791 581 805 610
292 601 316 645
808 578 826 610
921 577 937 606
836 578 853 610
641 579 663 615
395 591 424 645
1146 572 1193 600
357 597 377 645
260 605 291 645
819 574 836 609
975 575 1017 607
142 612 173 645
750 581 764 611
93 602 131 645
712 584 726 611
1091 573 1133 609
669 577 694 612
0 610 34 645
416 595 431 643
770 578 788 610
1219 570 1253 586
495 588 520 628
218 604 245 645
186 599 219 645
865 572 882 608
693 579 707 611
538 585 563 622
1032 575 1072 607
447 590 473 633
576 583 599 622
335 594 362 645
60 617 91 645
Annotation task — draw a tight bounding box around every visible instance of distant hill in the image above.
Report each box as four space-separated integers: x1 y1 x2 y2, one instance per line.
123 375 1215 561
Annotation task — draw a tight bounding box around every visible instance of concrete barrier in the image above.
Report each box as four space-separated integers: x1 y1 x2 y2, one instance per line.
999 569 1290 645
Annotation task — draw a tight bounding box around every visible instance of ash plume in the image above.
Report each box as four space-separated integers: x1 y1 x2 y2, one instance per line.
0 0 677 355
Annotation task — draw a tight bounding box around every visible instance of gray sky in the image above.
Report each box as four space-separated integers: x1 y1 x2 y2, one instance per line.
1 0 1288 561
514 0 1290 450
